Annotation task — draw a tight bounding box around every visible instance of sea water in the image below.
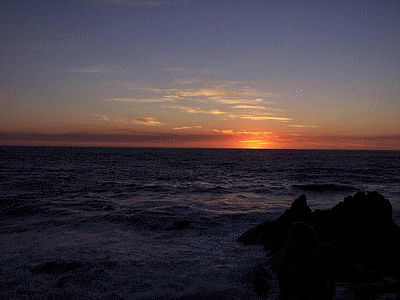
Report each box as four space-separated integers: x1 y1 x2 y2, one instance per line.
1 147 399 299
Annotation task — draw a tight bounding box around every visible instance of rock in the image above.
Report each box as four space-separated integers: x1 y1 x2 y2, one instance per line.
243 265 280 299
290 194 312 218
310 192 400 280
165 220 190 231
237 194 311 253
351 280 400 299
237 192 400 282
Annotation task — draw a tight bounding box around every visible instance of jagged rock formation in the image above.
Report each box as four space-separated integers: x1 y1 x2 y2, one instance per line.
238 192 400 282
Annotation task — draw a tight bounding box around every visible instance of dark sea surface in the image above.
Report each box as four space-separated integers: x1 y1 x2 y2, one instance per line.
1 147 399 299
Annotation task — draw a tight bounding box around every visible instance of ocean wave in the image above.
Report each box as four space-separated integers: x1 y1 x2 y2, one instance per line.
194 185 232 194
292 184 360 192
74 199 116 211
126 184 172 193
1 201 46 218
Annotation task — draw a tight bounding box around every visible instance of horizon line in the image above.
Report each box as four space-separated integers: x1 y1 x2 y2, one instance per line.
1 144 399 151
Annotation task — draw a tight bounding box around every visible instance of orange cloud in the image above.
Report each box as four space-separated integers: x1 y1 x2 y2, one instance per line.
240 115 292 121
95 115 164 126
165 88 243 97
215 98 264 104
132 118 164 126
166 106 226 115
106 98 168 102
233 105 268 110
289 125 319 128
173 126 192 130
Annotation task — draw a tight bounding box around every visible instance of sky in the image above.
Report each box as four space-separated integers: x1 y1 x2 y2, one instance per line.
1 0 399 149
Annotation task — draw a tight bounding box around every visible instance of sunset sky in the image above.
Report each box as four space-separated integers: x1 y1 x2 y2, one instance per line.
1 0 399 149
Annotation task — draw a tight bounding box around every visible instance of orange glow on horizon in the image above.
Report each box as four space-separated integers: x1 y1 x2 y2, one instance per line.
1 128 399 150
239 140 274 149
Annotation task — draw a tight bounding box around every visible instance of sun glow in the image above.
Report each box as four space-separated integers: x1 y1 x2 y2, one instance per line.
239 139 273 149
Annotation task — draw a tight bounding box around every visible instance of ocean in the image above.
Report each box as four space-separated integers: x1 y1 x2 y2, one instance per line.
1 146 399 300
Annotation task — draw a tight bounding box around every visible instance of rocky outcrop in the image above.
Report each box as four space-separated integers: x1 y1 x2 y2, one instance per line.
238 192 400 282
237 194 312 253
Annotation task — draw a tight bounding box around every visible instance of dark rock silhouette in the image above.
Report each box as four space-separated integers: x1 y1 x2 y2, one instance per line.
238 192 400 283
351 280 400 299
237 194 312 253
267 222 336 299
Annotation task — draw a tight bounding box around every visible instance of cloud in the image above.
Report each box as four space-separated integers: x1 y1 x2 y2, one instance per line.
239 115 292 121
163 95 184 101
289 125 319 128
233 105 268 110
174 79 205 85
166 106 226 115
99 0 187 6
221 129 234 134
70 66 131 74
216 98 264 104
164 88 244 98
105 98 169 103
239 140 273 145
96 114 111 121
173 126 192 130
202 129 274 137
95 114 164 126
132 117 164 126
124 86 163 92
236 130 273 135
115 84 290 122
121 85 276 105
162 88 271 104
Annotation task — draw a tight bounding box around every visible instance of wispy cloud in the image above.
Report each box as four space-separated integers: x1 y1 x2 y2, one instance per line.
105 98 169 103
240 115 292 121
70 66 131 74
99 0 187 6
166 106 226 115
132 118 164 126
233 105 268 110
239 140 273 146
165 88 243 97
122 85 276 105
116 83 291 123
208 129 235 134
173 126 192 130
173 125 202 130
95 114 164 126
174 79 205 85
289 125 319 128
236 130 274 135
124 86 163 92
165 105 291 122
217 98 264 105
97 114 111 121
